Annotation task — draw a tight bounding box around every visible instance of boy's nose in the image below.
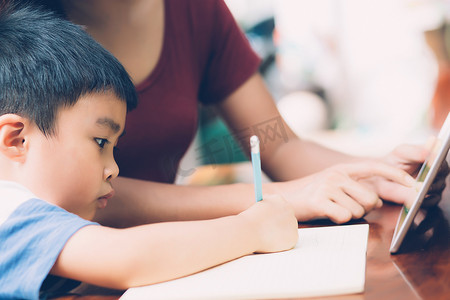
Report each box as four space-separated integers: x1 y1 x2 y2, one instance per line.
105 159 119 181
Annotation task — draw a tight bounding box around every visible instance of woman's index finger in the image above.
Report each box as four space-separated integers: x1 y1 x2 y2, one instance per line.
344 162 416 187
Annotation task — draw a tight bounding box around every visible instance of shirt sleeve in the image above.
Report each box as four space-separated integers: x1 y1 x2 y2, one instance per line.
198 0 261 104
0 198 98 300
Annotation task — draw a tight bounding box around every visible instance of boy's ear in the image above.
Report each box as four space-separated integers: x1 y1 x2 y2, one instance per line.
0 114 28 162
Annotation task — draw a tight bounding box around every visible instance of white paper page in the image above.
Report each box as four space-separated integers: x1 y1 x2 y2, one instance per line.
120 224 369 300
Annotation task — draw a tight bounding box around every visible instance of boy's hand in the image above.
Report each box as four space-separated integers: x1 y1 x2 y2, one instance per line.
239 194 298 253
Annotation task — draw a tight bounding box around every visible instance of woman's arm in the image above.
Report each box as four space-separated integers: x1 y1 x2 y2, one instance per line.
95 176 255 227
216 72 356 181
96 160 415 227
217 73 429 203
51 195 298 289
95 73 424 227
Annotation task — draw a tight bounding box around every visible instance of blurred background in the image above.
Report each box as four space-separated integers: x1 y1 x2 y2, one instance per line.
177 0 450 185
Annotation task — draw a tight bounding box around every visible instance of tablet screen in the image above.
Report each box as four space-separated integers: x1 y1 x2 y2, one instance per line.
390 113 450 253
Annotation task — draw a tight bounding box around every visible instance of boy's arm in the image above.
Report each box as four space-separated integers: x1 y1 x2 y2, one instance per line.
51 195 298 289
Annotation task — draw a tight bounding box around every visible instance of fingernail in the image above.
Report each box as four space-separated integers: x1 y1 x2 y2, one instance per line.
377 199 383 208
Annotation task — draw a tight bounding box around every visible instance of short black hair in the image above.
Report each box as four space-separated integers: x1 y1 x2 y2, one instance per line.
0 3 138 136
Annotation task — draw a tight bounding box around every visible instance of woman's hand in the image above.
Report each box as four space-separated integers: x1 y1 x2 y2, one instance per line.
270 162 415 223
375 142 448 206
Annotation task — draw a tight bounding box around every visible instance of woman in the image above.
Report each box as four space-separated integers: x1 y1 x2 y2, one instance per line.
31 0 433 225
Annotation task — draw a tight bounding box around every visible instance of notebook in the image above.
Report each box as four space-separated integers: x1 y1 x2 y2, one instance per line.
120 224 369 300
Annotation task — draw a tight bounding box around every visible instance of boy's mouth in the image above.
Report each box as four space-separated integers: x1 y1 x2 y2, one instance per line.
97 190 115 209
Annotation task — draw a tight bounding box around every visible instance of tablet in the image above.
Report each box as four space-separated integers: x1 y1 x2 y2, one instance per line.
390 112 450 254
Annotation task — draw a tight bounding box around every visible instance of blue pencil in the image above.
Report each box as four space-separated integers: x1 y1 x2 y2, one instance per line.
250 135 263 202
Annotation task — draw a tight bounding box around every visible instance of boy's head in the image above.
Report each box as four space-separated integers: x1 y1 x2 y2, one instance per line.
0 4 138 220
0 3 137 136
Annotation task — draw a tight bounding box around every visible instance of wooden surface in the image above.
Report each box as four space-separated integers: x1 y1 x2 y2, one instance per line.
53 177 450 300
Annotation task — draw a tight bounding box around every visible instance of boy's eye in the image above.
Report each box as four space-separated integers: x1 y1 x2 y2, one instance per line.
94 138 109 149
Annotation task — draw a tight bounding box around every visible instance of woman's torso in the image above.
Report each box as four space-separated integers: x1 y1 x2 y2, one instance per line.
66 0 260 183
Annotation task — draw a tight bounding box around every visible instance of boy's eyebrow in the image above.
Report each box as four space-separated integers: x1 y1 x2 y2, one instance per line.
96 117 121 133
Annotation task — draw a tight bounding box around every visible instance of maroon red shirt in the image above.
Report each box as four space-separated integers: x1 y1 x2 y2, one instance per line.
116 0 260 183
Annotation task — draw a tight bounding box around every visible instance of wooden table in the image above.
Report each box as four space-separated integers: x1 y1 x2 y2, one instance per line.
326 198 450 300
55 180 450 300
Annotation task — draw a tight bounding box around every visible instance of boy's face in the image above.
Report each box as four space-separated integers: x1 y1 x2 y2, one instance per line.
23 92 127 220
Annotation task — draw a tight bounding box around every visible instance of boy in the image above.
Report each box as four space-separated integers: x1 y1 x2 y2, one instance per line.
0 5 298 299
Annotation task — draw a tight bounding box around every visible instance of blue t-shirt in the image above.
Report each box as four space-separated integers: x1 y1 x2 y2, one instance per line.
0 181 98 299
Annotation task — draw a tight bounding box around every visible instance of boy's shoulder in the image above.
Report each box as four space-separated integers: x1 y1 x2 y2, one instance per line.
0 181 98 299
0 181 36 223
